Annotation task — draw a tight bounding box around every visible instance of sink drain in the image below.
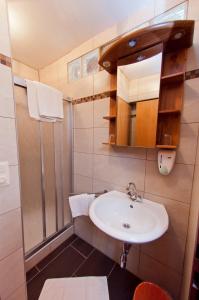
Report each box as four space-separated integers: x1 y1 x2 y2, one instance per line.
123 223 131 229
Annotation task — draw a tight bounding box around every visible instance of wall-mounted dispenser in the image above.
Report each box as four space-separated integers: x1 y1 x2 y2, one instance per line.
158 150 176 175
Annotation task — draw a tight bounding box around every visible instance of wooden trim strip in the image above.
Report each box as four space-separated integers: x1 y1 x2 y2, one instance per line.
72 90 116 105
0 53 11 68
185 69 199 80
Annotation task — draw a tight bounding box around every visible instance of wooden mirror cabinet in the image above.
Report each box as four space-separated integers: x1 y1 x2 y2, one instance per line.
99 20 195 149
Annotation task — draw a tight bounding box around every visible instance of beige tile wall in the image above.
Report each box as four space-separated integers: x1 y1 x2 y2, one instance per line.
181 3 199 291
0 0 26 299
38 0 198 299
12 59 39 81
73 86 197 299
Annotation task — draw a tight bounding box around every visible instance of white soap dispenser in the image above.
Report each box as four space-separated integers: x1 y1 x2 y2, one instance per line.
158 150 176 175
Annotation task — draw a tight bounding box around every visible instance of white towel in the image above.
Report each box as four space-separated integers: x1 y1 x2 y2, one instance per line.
39 277 109 300
69 193 95 218
26 80 64 121
26 79 40 120
36 82 64 119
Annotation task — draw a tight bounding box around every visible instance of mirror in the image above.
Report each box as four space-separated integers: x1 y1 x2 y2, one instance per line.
116 52 162 148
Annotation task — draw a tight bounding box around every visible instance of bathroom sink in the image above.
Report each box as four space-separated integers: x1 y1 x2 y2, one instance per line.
89 191 168 244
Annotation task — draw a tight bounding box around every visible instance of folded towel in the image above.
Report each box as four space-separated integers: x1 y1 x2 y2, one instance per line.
39 277 109 300
36 82 64 119
69 193 95 218
26 80 64 121
26 79 40 120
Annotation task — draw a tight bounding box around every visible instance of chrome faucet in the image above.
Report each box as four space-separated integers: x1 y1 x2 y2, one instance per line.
126 182 142 202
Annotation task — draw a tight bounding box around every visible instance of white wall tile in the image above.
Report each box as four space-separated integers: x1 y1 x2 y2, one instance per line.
0 64 15 118
0 165 20 215
93 154 145 190
93 98 110 128
6 284 27 300
141 232 186 273
74 216 94 245
144 192 189 240
12 59 39 81
139 253 181 299
73 102 93 129
176 123 199 164
0 0 11 56
93 127 110 155
181 160 199 300
93 127 146 159
125 246 141 276
146 148 158 161
0 117 18 165
93 70 113 94
0 208 23 261
186 21 199 72
74 128 93 153
92 179 126 193
195 136 199 165
73 174 93 193
67 76 94 99
188 0 199 21
0 248 25 299
145 161 194 203
182 78 199 123
74 152 93 177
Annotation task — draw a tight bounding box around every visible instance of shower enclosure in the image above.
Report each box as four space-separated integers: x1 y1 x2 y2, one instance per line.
14 80 72 255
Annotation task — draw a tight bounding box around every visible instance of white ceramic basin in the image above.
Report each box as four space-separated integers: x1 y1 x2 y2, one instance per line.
89 191 169 244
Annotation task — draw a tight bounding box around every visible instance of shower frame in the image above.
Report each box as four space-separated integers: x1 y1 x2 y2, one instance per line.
14 76 73 259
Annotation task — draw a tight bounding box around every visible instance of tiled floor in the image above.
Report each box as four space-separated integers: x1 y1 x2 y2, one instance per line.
27 235 141 300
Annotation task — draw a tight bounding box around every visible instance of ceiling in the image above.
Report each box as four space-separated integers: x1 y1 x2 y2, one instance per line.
7 0 145 69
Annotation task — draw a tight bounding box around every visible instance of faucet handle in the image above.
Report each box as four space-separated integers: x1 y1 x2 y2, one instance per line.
126 182 131 191
126 182 136 191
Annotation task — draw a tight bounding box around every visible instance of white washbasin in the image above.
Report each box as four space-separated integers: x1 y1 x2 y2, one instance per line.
89 191 169 244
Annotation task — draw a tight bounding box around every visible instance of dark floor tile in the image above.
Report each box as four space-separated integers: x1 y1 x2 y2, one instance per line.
72 237 94 257
28 246 84 300
37 234 77 270
75 249 115 277
26 267 39 283
27 272 47 300
41 246 84 278
108 264 141 300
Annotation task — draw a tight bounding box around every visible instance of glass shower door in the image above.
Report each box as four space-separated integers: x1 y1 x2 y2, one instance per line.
14 84 72 254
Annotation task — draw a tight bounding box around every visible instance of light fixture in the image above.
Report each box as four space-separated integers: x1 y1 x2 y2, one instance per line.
128 39 137 48
173 32 184 40
136 55 145 62
103 61 111 68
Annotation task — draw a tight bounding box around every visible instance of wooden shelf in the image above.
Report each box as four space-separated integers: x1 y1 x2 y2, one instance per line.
158 109 181 114
161 72 185 83
99 23 194 150
102 142 116 145
99 20 194 74
156 145 177 149
103 115 116 120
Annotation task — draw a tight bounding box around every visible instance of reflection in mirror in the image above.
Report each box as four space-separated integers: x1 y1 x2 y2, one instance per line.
117 52 162 147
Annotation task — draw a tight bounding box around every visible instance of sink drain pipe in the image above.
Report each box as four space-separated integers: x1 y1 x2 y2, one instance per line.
120 243 132 269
